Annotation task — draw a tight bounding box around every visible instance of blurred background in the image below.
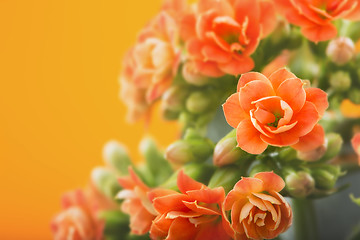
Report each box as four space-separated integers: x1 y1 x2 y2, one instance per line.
0 1 179 239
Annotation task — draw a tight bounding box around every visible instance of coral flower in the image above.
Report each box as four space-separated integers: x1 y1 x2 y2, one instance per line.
149 171 231 240
223 68 328 154
51 190 105 240
116 168 158 235
120 7 181 121
351 132 360 165
274 0 360 42
182 0 277 77
224 172 292 240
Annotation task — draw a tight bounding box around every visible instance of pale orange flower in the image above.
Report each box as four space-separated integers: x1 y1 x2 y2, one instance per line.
340 99 360 118
120 6 182 122
116 168 157 235
351 132 360 165
224 172 292 240
223 68 328 154
274 0 360 42
149 171 232 240
51 190 105 240
181 0 277 77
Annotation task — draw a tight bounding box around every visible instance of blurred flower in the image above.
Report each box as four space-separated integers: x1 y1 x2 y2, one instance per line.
224 172 292 239
182 0 277 77
351 132 360 165
223 68 328 154
326 37 355 65
51 186 114 240
120 9 181 122
262 50 291 77
116 168 157 235
340 99 360 118
182 61 210 86
274 0 360 42
149 170 231 240
329 71 352 92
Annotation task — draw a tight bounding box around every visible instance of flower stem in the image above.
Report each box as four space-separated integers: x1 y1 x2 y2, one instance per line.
292 198 318 240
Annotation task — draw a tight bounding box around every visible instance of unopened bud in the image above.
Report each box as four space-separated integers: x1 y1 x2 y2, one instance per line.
278 147 297 162
103 141 132 175
162 85 189 120
182 61 210 86
161 163 215 190
208 165 242 193
321 133 343 161
285 171 315 198
186 91 213 114
326 37 355 65
213 130 250 167
91 167 121 198
329 71 351 92
311 165 342 190
297 144 327 162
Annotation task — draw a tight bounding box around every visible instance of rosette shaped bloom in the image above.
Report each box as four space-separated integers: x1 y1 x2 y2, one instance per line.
120 7 181 121
116 168 157 235
51 189 105 240
149 171 231 240
351 132 360 165
274 0 360 42
223 68 328 154
224 172 292 240
182 0 277 77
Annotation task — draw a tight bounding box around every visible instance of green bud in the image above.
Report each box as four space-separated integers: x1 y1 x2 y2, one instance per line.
91 167 121 199
320 133 343 162
326 37 355 66
311 164 342 190
98 210 129 238
161 163 215 190
213 130 251 167
162 85 189 120
186 91 213 114
165 140 194 165
278 147 297 162
285 171 315 198
103 141 132 175
349 89 360 104
208 165 243 193
178 111 196 130
139 137 173 185
329 71 351 92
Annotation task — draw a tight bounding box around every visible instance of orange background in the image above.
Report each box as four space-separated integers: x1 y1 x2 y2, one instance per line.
0 1 178 239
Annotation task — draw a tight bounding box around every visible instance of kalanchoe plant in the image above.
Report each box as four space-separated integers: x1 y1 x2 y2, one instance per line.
52 0 360 239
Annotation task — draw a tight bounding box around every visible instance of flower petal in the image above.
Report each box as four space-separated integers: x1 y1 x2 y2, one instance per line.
167 218 198 240
223 93 248 128
253 172 285 192
301 22 338 42
237 72 271 91
177 170 204 194
236 119 268 154
218 56 255 76
291 124 325 152
268 68 296 92
186 187 225 204
234 177 264 195
240 80 275 113
305 87 328 117
276 78 306 113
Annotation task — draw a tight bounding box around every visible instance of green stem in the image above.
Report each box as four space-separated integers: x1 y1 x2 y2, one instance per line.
292 198 318 240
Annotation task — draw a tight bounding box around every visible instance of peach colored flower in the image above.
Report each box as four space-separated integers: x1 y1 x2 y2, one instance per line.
120 9 181 122
116 168 157 235
274 0 360 42
224 172 292 240
223 68 328 154
51 190 104 240
182 0 277 77
149 171 232 240
351 132 360 165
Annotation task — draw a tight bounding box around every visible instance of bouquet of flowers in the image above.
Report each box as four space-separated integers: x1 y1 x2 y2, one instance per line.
51 0 360 239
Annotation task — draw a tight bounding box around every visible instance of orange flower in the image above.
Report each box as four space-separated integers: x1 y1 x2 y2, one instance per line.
224 172 292 240
51 190 105 240
223 68 328 154
149 171 232 240
116 168 157 235
340 99 360 118
351 133 360 165
120 8 181 121
182 0 277 77
274 0 360 42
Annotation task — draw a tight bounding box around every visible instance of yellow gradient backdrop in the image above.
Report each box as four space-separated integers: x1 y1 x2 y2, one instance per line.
0 1 179 239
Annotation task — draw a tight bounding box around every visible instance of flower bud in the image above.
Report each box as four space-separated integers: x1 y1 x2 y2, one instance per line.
321 133 343 161
186 91 212 114
161 85 189 120
297 144 327 162
285 171 315 198
98 210 130 238
103 141 132 175
208 165 242 193
182 61 210 86
278 147 297 162
91 167 121 198
311 165 342 190
161 163 215 190
329 71 351 92
349 89 360 104
326 37 355 65
249 163 274 177
213 130 251 167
